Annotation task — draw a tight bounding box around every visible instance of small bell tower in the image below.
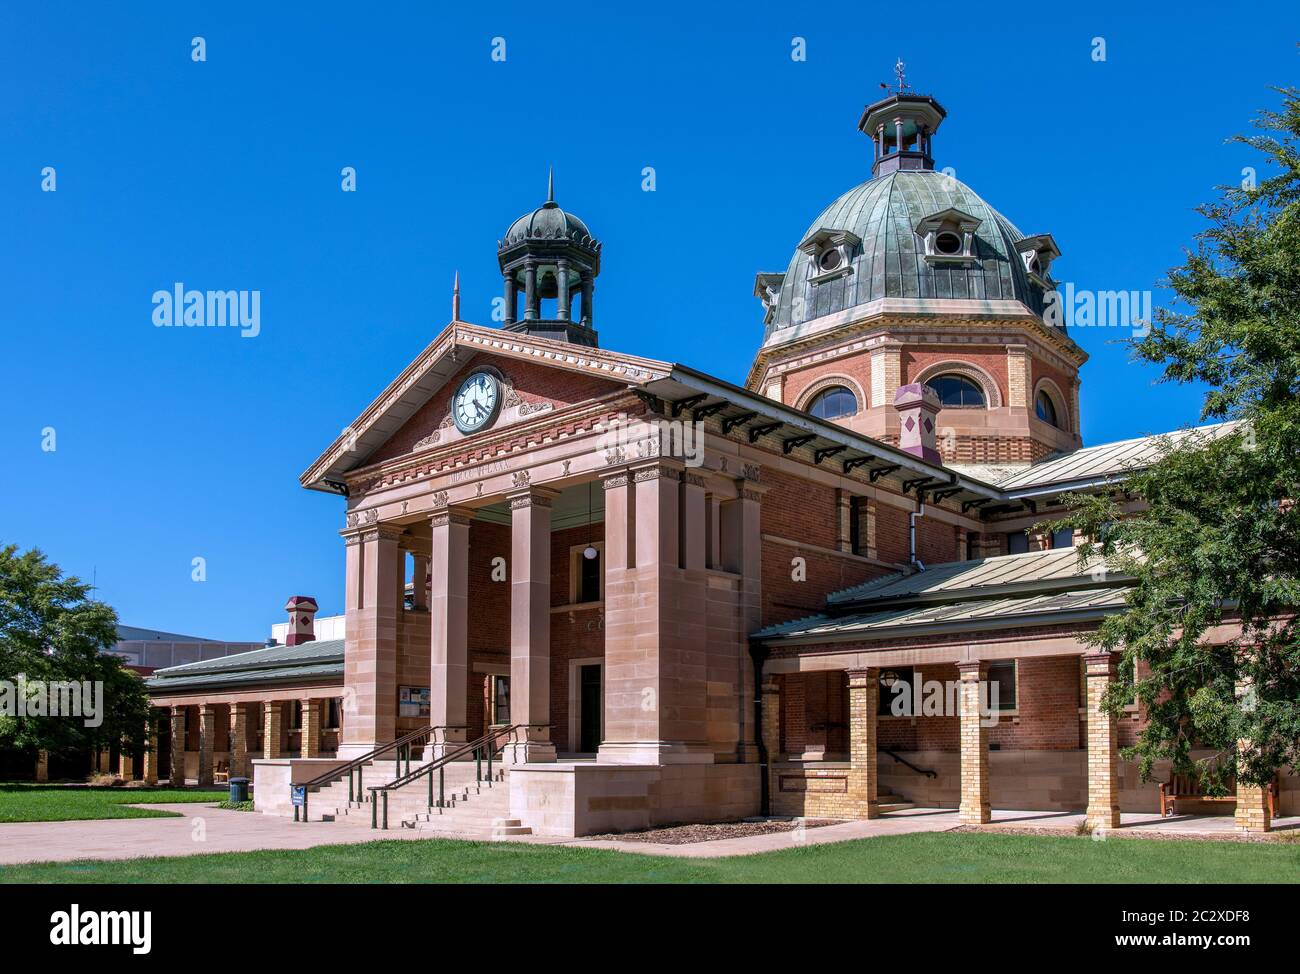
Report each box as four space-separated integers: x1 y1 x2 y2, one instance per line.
859 61 947 177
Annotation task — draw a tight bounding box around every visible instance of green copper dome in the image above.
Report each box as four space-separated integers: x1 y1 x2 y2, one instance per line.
501 199 596 247
760 169 1058 340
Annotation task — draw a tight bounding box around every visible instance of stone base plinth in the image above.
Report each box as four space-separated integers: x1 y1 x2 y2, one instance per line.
509 762 760 837
251 758 351 816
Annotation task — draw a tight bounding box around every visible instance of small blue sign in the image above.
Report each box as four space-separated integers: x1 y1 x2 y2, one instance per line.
291 785 306 807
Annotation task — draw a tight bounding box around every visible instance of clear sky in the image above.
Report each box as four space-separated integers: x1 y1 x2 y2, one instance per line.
2 2 1296 640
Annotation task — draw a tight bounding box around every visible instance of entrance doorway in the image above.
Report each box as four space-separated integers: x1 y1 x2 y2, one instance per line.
579 664 602 753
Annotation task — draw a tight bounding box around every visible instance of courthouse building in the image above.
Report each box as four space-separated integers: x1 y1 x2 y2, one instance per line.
144 89 1293 836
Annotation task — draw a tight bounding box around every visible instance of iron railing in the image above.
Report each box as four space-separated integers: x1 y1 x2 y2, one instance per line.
367 724 549 830
292 724 442 823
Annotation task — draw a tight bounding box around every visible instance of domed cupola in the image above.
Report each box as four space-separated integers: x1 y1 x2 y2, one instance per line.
497 170 601 347
747 73 1086 470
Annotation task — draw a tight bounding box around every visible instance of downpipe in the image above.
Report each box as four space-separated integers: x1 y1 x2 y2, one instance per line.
749 641 770 817
909 500 927 572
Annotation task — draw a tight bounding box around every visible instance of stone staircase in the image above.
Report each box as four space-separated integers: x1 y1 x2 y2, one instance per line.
876 788 916 813
310 758 529 838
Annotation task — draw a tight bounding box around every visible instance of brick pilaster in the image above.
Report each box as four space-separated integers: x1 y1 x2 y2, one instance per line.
141 715 159 785
301 698 321 758
169 706 187 785
117 749 134 780
263 701 283 759
761 676 781 801
35 750 49 782
197 703 215 786
229 703 250 777
957 661 990 825
847 668 880 819
1234 676 1272 833
1084 652 1122 829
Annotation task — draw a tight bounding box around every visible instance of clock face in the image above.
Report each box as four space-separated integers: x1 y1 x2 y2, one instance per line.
452 371 501 434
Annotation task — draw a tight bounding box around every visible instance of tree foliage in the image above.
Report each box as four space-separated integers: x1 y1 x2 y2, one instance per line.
1058 88 1300 792
0 544 150 757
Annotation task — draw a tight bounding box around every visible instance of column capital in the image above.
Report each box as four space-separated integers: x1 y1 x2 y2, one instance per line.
1083 651 1118 674
429 505 475 528
845 667 878 686
600 465 634 490
507 485 561 510
630 459 684 483
957 659 986 680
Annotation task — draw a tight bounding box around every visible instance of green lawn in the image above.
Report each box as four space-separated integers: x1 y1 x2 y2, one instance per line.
3 831 1298 884
0 783 228 823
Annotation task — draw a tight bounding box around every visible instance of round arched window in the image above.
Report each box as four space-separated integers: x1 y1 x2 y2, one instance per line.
807 385 857 420
926 374 986 408
1035 390 1060 427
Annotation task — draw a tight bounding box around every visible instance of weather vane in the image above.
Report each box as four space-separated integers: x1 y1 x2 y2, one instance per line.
880 58 910 94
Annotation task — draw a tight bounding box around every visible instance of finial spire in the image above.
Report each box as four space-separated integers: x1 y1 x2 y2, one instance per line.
894 58 907 92
452 271 461 321
547 166 554 203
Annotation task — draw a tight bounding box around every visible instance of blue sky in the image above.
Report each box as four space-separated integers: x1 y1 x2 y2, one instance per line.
1 2 1296 639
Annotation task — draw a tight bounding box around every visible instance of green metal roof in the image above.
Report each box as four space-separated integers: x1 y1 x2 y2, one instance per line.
753 586 1128 645
825 548 1122 609
763 170 1054 338
146 638 344 682
144 662 343 694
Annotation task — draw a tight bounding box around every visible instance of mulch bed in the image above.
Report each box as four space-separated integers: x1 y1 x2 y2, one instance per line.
586 818 840 845
952 824 1296 844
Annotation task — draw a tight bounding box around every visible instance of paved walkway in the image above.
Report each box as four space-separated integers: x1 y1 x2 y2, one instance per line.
1 804 1295 866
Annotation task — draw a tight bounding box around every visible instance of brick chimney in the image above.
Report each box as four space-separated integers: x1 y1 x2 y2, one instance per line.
284 596 318 646
894 383 942 463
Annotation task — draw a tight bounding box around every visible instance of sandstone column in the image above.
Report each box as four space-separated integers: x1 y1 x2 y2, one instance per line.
847 669 880 819
339 522 403 757
263 700 283 759
169 705 187 785
426 506 472 759
228 703 250 778
301 698 321 758
505 486 559 763
957 661 991 825
35 751 49 782
1084 652 1122 830
197 703 215 786
411 553 429 611
117 747 134 781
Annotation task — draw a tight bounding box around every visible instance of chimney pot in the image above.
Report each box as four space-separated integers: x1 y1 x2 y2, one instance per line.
284 595 319 646
893 383 942 462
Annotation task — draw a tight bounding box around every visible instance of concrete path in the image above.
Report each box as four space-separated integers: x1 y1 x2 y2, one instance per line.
2 804 1295 866
0 803 439 866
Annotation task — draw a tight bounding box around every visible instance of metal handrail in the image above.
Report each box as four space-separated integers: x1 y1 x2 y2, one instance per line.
878 747 937 778
291 724 446 821
367 723 550 830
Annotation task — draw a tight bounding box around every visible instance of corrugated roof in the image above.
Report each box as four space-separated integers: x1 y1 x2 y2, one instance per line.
754 586 1128 643
145 662 343 693
996 422 1239 492
148 639 345 678
826 548 1111 608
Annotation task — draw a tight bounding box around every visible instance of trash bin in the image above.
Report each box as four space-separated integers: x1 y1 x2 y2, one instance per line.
229 777 250 803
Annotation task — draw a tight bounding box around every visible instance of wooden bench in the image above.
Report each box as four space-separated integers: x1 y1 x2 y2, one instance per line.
1159 773 1280 818
213 761 230 785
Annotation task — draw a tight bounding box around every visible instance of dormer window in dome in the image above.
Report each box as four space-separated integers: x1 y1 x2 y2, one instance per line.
798 228 860 285
915 207 981 266
754 272 785 325
1013 234 1062 291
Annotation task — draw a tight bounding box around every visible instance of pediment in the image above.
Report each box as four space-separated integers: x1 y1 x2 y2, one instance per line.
300 322 671 492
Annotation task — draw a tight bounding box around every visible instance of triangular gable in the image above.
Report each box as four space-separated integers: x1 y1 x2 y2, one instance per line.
300 321 671 491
